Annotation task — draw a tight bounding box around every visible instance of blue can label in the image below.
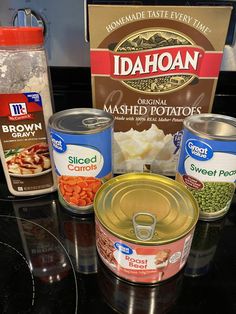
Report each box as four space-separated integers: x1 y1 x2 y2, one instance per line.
50 127 112 211
177 129 236 219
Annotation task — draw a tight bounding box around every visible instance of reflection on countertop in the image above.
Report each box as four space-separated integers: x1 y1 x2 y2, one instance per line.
0 185 235 314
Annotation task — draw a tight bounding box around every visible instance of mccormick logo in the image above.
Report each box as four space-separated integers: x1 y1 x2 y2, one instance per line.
9 103 33 121
10 103 27 116
91 29 223 94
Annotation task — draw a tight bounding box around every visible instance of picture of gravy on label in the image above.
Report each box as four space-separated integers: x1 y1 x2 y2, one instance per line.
6 142 51 177
89 5 232 175
0 93 55 195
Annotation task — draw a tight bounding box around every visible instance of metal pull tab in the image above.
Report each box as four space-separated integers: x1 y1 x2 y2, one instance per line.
82 117 110 128
133 212 157 241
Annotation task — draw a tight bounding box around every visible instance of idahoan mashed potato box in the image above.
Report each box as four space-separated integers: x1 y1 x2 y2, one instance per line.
88 5 232 175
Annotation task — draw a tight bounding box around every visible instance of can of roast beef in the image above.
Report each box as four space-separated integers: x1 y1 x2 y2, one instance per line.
94 173 199 284
176 113 236 221
48 108 113 214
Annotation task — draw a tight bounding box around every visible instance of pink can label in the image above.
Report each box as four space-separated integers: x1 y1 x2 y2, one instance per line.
96 220 194 283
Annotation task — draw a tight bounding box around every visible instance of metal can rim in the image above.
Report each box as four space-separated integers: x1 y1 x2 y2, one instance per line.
48 108 114 134
183 113 236 141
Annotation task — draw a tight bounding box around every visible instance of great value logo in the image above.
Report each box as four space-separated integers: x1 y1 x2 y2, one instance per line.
51 132 67 153
185 139 213 161
114 242 133 255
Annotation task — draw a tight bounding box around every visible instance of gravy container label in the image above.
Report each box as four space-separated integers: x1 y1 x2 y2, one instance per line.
0 93 54 195
96 221 194 283
89 5 232 176
176 114 236 220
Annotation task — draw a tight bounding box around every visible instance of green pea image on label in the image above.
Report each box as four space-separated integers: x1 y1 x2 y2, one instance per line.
187 182 235 214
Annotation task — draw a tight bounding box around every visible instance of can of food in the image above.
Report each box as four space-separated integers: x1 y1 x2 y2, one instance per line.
94 173 199 284
176 113 236 221
48 108 114 214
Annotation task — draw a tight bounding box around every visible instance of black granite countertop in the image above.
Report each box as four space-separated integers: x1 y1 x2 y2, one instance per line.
0 185 235 314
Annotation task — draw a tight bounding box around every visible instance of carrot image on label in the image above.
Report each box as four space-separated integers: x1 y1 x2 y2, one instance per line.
59 175 102 207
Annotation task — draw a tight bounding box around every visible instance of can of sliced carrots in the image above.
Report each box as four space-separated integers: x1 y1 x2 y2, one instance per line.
48 108 114 214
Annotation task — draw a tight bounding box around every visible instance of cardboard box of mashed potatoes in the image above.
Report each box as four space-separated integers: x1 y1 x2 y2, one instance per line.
88 5 232 175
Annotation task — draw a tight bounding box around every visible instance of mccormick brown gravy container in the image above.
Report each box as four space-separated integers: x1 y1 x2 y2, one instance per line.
0 27 56 196
94 173 199 284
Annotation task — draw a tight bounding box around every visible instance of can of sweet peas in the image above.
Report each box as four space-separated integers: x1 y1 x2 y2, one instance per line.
48 108 113 214
176 113 236 221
